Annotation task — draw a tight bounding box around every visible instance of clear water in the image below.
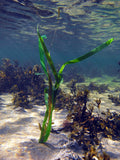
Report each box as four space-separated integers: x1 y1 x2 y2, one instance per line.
1 1 120 159
0 0 120 76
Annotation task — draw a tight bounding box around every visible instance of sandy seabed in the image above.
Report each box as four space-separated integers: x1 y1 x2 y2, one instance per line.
0 76 120 160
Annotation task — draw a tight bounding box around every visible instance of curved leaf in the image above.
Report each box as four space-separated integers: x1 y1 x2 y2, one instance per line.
58 38 114 75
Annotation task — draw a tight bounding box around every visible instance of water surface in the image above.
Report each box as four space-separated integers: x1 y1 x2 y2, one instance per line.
0 0 120 76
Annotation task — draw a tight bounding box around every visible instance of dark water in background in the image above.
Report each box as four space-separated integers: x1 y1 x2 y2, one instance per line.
0 0 120 77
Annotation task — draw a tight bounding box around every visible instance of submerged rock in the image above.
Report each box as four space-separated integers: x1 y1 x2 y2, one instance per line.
14 106 26 113
54 149 82 160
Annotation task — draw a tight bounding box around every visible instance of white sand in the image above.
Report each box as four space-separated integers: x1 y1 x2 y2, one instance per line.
0 82 120 160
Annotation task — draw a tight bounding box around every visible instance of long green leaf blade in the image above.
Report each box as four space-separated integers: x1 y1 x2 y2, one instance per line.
59 38 114 75
38 33 48 77
37 27 59 82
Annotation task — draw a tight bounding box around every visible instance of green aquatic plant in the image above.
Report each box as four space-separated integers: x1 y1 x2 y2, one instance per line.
37 26 114 143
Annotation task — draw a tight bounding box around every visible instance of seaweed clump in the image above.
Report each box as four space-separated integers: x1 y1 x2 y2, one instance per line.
55 89 74 110
0 58 46 108
108 94 120 105
63 67 85 83
83 145 110 160
59 89 120 159
12 91 31 109
88 82 108 93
